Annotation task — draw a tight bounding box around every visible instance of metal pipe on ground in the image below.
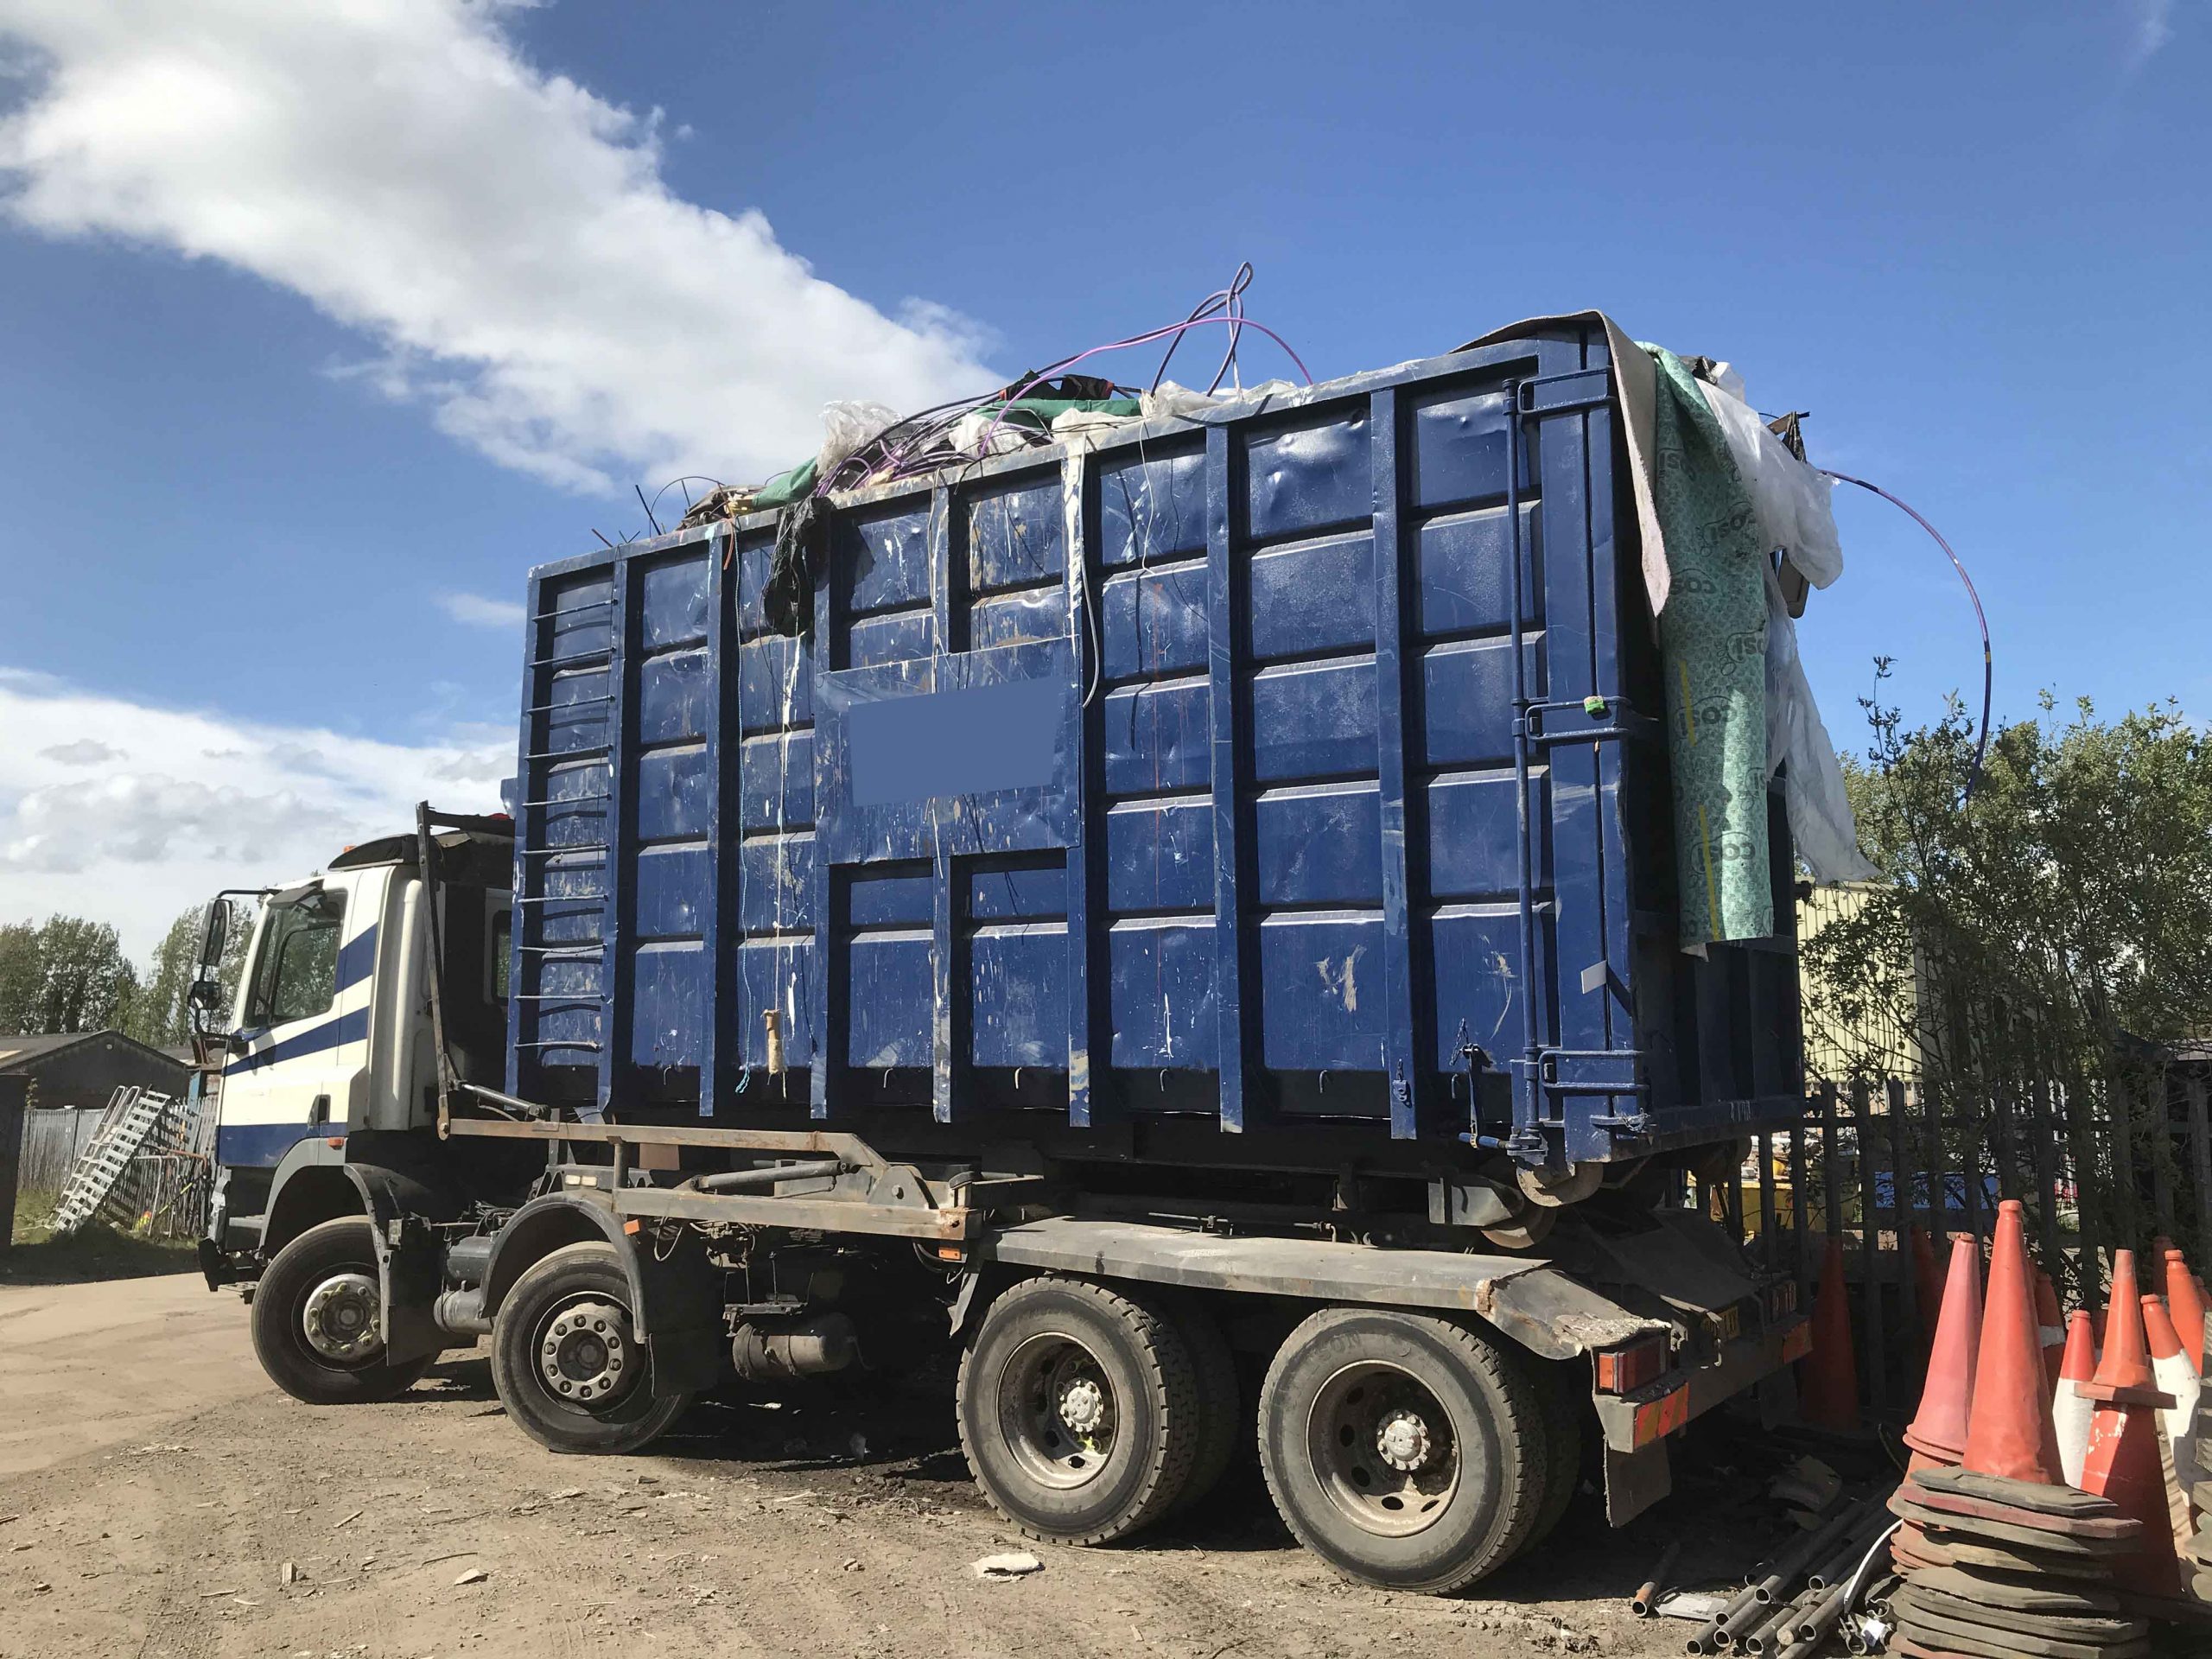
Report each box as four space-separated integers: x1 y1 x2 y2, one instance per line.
1804 1506 1891 1592
1745 1497 1870 1608
1690 1582 1767 1653
1737 1585 1823 1656
1633 1541 1684 1618
690 1158 849 1192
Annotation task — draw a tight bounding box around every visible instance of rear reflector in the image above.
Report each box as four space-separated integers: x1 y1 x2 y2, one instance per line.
1594 1333 1669 1395
1631 1380 1691 1447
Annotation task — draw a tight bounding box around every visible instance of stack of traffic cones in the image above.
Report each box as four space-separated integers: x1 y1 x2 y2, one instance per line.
1904 1236 1983 1473
2077 1251 2183 1599
1888 1205 2155 1656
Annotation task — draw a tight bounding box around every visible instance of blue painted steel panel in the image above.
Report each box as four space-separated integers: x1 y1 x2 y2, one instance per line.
509 323 1805 1167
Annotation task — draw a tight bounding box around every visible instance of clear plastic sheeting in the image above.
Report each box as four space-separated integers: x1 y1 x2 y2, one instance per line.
1764 567 1878 883
817 400 900 474
1692 365 1871 884
1697 366 1845 592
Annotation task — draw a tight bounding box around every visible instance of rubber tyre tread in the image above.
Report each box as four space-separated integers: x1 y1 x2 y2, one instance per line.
957 1274 1204 1546
251 1216 436 1406
1256 1307 1548 1595
489 1241 691 1456
1518 1363 1582 1556
1162 1297 1240 1514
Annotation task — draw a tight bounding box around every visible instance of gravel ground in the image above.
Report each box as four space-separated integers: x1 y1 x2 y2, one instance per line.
0 1270 1795 1659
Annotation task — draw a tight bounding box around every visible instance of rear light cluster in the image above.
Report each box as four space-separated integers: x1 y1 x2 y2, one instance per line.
1593 1332 1669 1395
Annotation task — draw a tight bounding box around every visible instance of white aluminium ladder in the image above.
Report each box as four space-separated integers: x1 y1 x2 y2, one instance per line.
49 1085 175 1236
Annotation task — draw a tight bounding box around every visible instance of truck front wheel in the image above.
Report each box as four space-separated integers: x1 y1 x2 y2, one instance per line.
489 1242 691 1455
1256 1308 1548 1593
251 1217 436 1405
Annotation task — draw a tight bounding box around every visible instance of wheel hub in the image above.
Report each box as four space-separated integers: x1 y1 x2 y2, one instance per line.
302 1272 383 1362
540 1299 634 1405
1058 1376 1109 1439
1305 1359 1462 1539
1376 1408 1432 1472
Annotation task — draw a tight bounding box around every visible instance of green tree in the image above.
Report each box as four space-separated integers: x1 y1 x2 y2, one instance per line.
1801 671 2212 1287
34 915 138 1033
0 920 40 1033
126 904 250 1046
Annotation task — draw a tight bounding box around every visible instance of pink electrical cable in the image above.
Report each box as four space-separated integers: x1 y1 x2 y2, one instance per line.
976 314 1313 454
1821 469 1993 797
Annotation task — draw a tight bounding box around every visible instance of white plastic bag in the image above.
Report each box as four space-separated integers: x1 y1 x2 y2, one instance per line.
1764 568 1877 883
817 400 900 474
1699 371 1843 590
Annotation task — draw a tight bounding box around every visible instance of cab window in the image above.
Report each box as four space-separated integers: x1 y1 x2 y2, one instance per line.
245 888 347 1027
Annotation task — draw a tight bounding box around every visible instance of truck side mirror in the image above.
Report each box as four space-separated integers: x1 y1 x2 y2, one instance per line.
188 976 224 1013
198 898 231 975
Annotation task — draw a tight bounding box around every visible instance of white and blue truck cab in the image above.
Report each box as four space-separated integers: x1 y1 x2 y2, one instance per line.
196 813 529 1398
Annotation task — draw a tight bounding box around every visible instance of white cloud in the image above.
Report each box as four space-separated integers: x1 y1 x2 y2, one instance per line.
2122 0 2176 73
437 591 526 629
0 671 509 957
0 0 997 493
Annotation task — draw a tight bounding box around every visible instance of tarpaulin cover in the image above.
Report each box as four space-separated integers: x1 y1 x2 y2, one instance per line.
1644 344 1774 947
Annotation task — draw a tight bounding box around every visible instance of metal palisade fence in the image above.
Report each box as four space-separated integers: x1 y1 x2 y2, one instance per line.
1695 1057 2212 1421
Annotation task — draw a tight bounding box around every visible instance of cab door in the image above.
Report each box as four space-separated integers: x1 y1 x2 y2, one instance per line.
214 872 382 1171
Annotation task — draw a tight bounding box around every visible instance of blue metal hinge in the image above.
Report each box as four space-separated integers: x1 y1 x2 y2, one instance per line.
1516 367 1613 417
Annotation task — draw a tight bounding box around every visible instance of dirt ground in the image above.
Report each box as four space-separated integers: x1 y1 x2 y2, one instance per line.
0 1269 1796 1659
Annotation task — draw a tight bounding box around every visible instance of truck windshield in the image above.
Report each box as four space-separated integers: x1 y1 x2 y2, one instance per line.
245 888 347 1027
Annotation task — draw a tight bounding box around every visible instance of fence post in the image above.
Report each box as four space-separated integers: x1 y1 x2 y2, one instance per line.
1887 1077 1919 1345
1791 1113 1810 1297
2189 1071 2212 1271
2151 1066 2177 1240
1922 1080 1950 1259
2030 1077 2063 1287
1820 1081 1841 1246
2111 1075 2140 1256
1853 1080 1886 1415
1758 1132 1778 1272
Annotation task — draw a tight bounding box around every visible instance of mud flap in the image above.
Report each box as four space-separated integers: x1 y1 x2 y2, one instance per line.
1605 1438 1672 1526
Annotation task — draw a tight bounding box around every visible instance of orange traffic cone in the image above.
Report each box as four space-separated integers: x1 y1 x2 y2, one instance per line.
1961 1199 2065 1484
2078 1262 2182 1596
1904 1235 1982 1471
2034 1268 2065 1389
2053 1307 2096 1488
2140 1294 2199 1549
2142 1294 2201 1480
1910 1226 1942 1351
1801 1234 1860 1430
2165 1250 2208 1371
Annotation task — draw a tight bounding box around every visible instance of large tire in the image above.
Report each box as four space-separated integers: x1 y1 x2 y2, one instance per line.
1256 1308 1548 1594
1517 1362 1585 1556
489 1242 691 1455
957 1275 1203 1545
1166 1298 1241 1515
250 1216 435 1405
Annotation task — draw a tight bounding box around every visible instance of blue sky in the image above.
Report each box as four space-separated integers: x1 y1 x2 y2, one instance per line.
0 0 2201 953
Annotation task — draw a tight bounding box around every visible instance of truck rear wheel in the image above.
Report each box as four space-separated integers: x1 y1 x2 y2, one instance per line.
251 1217 436 1406
957 1275 1203 1545
1256 1308 1548 1594
489 1242 691 1455
1166 1300 1242 1514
